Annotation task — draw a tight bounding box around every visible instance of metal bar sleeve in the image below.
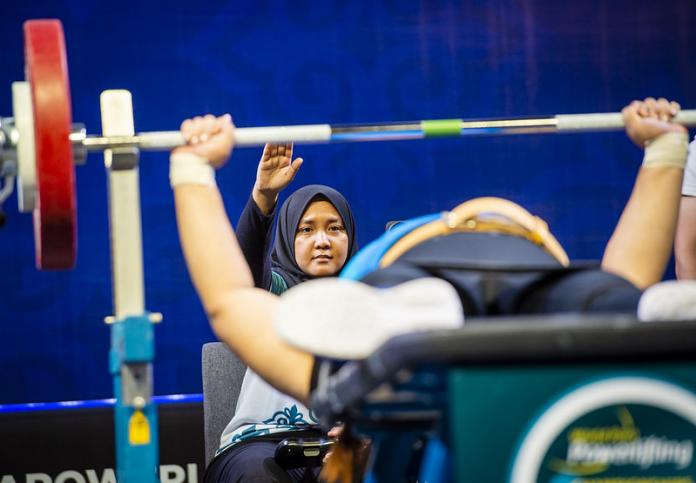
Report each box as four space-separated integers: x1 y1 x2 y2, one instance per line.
235 124 332 146
556 110 696 131
132 127 333 149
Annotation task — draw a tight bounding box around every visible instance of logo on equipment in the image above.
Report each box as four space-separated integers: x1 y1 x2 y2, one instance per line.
509 376 696 483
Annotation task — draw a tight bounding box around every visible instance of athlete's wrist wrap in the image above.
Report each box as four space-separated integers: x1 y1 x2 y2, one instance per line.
643 131 689 169
169 152 216 188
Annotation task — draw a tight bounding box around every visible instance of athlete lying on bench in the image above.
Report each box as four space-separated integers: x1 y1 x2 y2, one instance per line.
171 98 694 479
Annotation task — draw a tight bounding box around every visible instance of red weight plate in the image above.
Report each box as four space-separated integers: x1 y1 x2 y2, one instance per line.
24 20 77 270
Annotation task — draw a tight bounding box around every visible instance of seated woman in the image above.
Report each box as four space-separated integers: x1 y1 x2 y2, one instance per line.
200 140 357 481
170 99 692 480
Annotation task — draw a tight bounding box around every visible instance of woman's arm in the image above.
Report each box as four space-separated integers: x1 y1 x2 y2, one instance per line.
172 115 313 402
236 195 277 289
236 143 303 289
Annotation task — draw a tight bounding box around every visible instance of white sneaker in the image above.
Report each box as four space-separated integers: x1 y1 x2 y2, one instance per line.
637 280 696 322
274 277 464 360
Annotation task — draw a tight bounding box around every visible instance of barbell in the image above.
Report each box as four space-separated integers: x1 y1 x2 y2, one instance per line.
2 19 695 271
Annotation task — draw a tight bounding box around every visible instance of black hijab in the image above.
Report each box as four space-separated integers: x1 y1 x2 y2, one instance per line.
271 185 357 288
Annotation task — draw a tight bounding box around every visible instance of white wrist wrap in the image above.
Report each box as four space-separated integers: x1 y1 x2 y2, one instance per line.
643 131 689 169
169 152 216 188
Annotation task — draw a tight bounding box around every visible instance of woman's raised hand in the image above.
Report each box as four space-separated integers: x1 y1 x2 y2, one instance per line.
253 143 303 214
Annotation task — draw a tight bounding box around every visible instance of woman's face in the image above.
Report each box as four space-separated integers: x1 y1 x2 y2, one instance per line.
294 200 349 277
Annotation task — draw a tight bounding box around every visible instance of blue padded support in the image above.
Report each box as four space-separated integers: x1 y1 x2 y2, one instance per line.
340 213 439 280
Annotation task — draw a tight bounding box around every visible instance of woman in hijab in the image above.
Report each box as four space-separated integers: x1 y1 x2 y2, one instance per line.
204 143 358 482
236 142 357 293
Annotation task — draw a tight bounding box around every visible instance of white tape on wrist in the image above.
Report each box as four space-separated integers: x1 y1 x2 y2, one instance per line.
643 131 689 169
169 152 216 188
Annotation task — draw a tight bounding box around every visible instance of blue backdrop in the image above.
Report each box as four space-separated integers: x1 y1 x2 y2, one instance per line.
1 0 694 404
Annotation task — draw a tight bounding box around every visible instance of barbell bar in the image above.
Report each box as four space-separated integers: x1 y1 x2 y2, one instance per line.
11 110 696 153
3 19 696 270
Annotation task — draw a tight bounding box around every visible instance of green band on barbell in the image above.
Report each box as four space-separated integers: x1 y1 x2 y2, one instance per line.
422 119 462 137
